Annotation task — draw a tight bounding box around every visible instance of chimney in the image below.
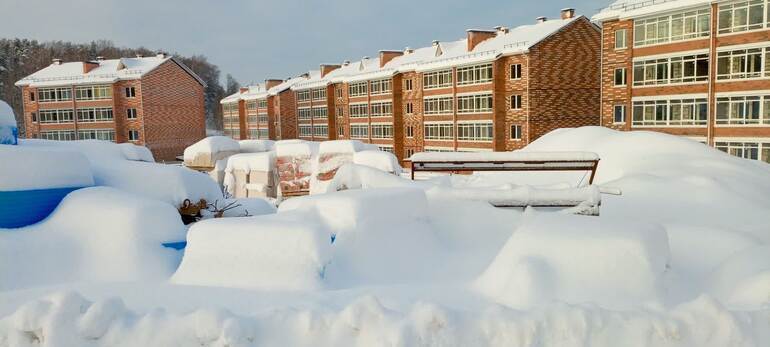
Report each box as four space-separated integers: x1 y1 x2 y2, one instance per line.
95 56 105 61
265 79 283 89
156 51 167 59
536 16 547 23
493 26 509 35
51 58 62 65
561 8 575 19
342 60 351 66
379 50 403 67
404 47 414 54
320 64 341 78
466 29 496 51
432 40 440 47
83 61 99 74
239 87 249 94
300 72 310 78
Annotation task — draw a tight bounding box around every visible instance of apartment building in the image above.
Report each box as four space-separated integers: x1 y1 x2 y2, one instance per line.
595 0 770 163
220 76 304 140
15 53 206 160
282 9 600 163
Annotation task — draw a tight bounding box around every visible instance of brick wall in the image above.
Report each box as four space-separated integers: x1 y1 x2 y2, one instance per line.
277 89 297 139
140 59 206 161
600 19 633 130
529 17 601 140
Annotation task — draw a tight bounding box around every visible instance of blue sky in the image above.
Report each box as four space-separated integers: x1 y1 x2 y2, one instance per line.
0 0 609 85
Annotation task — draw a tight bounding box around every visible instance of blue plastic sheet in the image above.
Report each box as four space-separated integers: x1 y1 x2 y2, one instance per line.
0 187 83 229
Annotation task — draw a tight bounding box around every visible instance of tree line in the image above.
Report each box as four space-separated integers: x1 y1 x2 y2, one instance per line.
0 38 243 133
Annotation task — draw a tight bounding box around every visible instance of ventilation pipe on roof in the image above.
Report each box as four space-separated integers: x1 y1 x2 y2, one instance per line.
362 56 370 60
342 60 351 66
536 16 547 23
156 51 167 59
561 8 575 19
95 56 105 61
494 26 509 35
51 58 62 65
432 40 440 46
404 47 414 54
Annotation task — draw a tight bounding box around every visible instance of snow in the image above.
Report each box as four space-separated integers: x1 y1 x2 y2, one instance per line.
409 150 600 162
0 145 94 190
593 0 710 22
222 152 276 197
14 56 178 88
0 99 15 127
475 213 670 309
3 127 770 346
183 136 241 168
238 139 274 153
352 150 402 174
0 187 185 291
171 212 330 290
117 143 154 162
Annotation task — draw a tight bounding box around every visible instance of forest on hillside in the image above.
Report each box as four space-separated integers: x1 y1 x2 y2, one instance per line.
0 38 242 133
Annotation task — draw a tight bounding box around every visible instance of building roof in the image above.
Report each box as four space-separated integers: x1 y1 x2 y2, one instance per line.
220 76 307 104
289 16 584 89
15 55 206 88
592 0 710 22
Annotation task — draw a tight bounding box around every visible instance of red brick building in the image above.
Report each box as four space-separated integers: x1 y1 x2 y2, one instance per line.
595 0 770 163
15 53 206 161
220 76 304 141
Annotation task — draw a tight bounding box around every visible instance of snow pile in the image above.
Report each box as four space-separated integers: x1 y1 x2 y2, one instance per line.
275 141 319 196
353 150 402 174
475 213 670 309
0 187 185 290
707 245 770 308
312 140 369 194
0 146 94 190
222 152 276 197
171 212 330 290
183 136 240 168
239 139 274 153
117 143 154 162
0 99 17 145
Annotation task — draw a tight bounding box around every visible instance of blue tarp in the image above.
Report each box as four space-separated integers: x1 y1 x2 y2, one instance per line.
0 125 17 145
0 187 83 229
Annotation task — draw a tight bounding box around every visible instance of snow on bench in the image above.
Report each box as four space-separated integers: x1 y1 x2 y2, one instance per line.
407 151 601 184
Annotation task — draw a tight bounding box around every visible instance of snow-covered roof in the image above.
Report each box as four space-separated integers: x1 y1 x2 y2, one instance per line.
15 56 205 88
220 91 242 104
220 75 308 104
289 16 584 89
592 0 710 22
240 84 268 101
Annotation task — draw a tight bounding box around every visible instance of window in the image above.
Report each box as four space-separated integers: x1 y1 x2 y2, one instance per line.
296 90 311 102
457 93 493 114
405 148 415 158
378 146 394 153
299 125 313 137
405 125 414 138
335 85 343 98
337 122 345 137
312 107 328 119
614 105 626 123
38 109 74 124
77 107 114 122
75 85 112 100
314 125 328 137
350 124 369 138
128 130 139 141
248 129 259 139
510 124 522 140
424 96 453 115
349 103 368 118
298 107 312 120
715 95 770 125
258 99 268 108
371 124 393 138
632 98 708 126
248 115 258 124
718 0 766 34
246 100 257 111
29 91 35 101
78 129 115 141
312 88 326 100
336 107 344 118
406 102 414 114
348 82 368 97
423 69 453 89
615 29 627 49
424 123 454 140
424 147 454 152
370 79 392 95
31 112 37 122
633 53 709 86
635 8 710 46
370 102 393 117
457 122 493 141
510 64 522 79
258 114 268 123
404 79 413 91
511 94 522 110
40 130 76 141
614 68 627 86
125 87 136 98
127 108 137 120
716 47 765 80
715 140 770 163
38 87 71 102
457 63 493 86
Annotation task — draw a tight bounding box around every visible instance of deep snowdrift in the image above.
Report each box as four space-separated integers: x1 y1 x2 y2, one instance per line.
2 127 770 346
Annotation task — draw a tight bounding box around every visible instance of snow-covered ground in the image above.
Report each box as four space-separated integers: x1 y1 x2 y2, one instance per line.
2 127 770 346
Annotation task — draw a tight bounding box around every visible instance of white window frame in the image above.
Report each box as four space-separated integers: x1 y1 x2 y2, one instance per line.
349 124 369 138
371 123 394 139
717 0 768 35
348 82 368 97
615 29 627 49
423 69 453 89
349 103 369 118
456 63 493 86
634 7 710 47
510 124 522 140
370 78 392 95
510 94 523 110
423 96 454 115
715 94 770 125
510 64 522 79
633 53 710 86
631 97 709 126
614 105 627 123
370 101 393 117
298 107 312 120
424 122 454 140
457 121 493 141
457 93 493 114
77 107 114 123
614 67 628 86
